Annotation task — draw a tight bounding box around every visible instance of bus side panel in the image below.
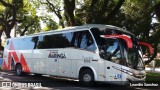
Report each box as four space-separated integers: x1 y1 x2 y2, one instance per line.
3 49 10 70
97 59 106 81
57 49 72 77
32 49 47 74
74 49 99 80
105 61 122 83
58 58 72 77
3 49 33 74
46 56 58 76
65 48 77 78
18 50 33 73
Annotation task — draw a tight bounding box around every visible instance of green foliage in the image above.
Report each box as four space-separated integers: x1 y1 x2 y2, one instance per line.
155 59 160 68
0 0 41 37
18 16 41 35
122 0 154 35
122 0 153 20
42 18 58 32
146 72 160 82
16 0 41 35
120 1 160 64
12 0 23 9
0 5 5 13
75 0 124 24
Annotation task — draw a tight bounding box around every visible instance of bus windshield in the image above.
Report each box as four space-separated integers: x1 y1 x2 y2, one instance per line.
91 28 144 70
122 36 144 70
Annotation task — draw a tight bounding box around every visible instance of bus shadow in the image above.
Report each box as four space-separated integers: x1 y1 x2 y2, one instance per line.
2 70 158 90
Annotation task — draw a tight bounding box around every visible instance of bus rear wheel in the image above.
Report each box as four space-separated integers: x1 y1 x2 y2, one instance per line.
79 69 95 86
15 64 23 76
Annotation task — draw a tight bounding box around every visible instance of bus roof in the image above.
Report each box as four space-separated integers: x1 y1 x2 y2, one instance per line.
8 24 134 40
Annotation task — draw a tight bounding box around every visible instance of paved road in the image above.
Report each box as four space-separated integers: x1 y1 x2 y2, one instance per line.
0 71 159 90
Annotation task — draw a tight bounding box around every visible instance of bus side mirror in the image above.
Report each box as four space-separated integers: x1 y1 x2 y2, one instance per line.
139 42 153 55
103 35 133 49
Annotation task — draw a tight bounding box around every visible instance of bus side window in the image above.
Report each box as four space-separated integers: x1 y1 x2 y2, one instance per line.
36 36 45 49
80 31 96 51
36 33 73 49
72 30 97 52
62 32 75 48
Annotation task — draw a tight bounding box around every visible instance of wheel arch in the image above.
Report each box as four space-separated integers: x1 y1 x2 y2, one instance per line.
15 62 22 70
78 66 98 81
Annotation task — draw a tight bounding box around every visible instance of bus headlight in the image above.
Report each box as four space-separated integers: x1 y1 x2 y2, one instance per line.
127 71 133 76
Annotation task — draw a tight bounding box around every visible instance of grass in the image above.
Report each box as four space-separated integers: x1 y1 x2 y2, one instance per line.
146 72 160 82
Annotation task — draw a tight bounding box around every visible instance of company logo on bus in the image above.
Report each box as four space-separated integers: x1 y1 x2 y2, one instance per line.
48 51 66 59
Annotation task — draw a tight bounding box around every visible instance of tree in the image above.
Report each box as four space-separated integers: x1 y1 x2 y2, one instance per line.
17 0 41 36
0 0 18 38
75 0 125 24
155 1 160 21
41 17 58 31
75 0 159 64
0 0 22 50
35 0 65 28
0 0 41 50
36 0 76 26
122 0 160 64
19 16 41 36
63 0 76 26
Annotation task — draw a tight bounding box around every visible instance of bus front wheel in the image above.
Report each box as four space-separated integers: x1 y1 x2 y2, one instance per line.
15 64 23 76
79 69 95 86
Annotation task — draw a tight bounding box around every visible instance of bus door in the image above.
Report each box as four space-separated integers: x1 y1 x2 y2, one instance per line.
101 34 133 83
103 38 123 83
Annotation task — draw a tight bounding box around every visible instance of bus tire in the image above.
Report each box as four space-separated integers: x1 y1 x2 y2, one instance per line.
15 64 23 76
79 69 95 86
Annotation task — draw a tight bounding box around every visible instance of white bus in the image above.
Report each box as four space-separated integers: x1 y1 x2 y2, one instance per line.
2 24 152 85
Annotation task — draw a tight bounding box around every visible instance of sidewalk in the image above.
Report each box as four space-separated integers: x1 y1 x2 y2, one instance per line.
145 67 160 73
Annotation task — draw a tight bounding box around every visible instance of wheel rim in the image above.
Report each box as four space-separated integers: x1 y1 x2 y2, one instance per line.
83 74 92 82
16 65 22 75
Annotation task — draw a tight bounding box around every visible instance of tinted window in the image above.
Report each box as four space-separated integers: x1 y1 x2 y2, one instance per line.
36 32 73 49
90 28 114 46
62 32 74 47
91 28 123 63
99 38 121 64
8 30 96 51
71 30 97 51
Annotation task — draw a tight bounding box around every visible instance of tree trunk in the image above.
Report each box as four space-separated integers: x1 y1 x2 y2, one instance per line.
105 0 125 24
155 2 160 21
60 19 65 28
4 29 11 38
0 30 4 50
64 0 75 26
